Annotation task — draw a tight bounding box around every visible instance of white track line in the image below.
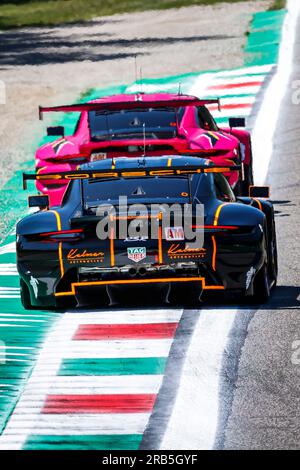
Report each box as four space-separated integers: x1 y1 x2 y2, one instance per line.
59 309 182 324
126 65 274 95
189 72 219 97
0 273 18 276
0 295 20 299
208 75 266 86
209 96 256 106
18 375 164 395
0 287 19 290
252 0 300 185
0 242 16 255
0 318 45 323
0 414 151 440
214 64 274 77
211 108 251 118
25 339 174 360
161 308 237 450
0 267 18 276
0 313 45 318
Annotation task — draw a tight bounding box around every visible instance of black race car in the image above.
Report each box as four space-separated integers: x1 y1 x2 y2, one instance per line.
17 156 277 309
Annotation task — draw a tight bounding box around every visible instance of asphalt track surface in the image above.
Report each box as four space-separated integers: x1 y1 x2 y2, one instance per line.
222 17 300 449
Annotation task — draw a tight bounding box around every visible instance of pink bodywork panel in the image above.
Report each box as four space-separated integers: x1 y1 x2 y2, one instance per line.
36 93 252 206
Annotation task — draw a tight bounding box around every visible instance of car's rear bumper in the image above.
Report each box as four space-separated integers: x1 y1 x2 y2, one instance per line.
17 228 266 308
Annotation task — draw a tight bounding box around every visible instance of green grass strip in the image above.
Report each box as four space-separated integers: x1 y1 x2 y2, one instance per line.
0 1 265 30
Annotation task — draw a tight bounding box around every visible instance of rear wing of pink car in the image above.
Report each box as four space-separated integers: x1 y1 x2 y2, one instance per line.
38 97 221 120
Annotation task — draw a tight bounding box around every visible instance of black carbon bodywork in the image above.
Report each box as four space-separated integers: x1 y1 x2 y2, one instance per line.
17 156 276 308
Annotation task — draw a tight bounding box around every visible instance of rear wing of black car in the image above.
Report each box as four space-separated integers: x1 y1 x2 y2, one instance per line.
38 97 221 120
23 163 240 190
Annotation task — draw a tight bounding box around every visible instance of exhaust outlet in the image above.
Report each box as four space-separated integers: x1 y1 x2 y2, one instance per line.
128 267 137 277
138 267 147 277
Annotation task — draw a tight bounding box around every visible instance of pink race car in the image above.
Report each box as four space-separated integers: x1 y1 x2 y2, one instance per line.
36 93 253 206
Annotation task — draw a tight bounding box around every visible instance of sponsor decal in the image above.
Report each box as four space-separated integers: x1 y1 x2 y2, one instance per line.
67 249 104 264
201 131 220 148
127 247 146 263
165 226 185 241
246 266 256 290
35 167 234 184
124 236 148 242
131 186 146 196
29 276 39 298
168 243 206 259
91 152 107 162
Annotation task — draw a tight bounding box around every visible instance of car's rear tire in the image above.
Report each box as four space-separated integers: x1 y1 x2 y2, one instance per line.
20 279 55 311
20 279 33 310
252 263 271 304
267 212 278 286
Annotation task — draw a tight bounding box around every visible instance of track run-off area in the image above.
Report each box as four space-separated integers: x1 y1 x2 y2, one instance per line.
0 1 300 450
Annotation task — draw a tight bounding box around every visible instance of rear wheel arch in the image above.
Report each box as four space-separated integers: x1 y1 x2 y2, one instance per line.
252 262 271 304
250 200 278 281
17 211 61 237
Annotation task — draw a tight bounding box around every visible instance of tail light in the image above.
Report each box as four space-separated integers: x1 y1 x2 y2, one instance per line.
192 225 239 231
44 153 89 164
38 228 84 242
192 225 255 235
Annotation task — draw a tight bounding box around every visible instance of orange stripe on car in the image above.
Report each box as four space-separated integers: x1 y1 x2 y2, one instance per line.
207 131 220 141
49 210 62 232
212 235 217 271
49 210 64 277
36 166 47 175
253 198 262 211
55 277 225 297
158 227 163 264
110 216 115 267
213 203 227 226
